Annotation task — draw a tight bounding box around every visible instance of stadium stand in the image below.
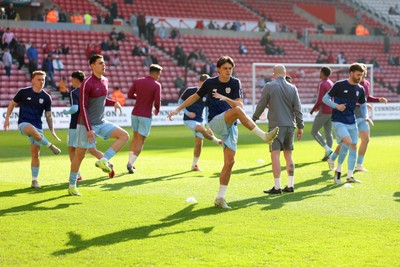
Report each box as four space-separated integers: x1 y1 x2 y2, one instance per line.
0 0 399 107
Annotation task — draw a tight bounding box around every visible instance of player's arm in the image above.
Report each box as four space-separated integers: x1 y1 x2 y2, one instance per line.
45 110 61 141
63 105 78 115
310 85 325 114
178 97 195 118
3 100 17 131
168 93 200 120
153 85 161 115
127 83 136 99
252 85 269 121
322 92 345 111
212 91 243 108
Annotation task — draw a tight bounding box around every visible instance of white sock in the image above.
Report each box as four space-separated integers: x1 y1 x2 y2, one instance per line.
347 170 354 178
46 143 52 148
32 176 37 181
288 176 294 187
323 145 330 151
274 178 281 190
212 136 221 144
217 184 228 198
251 127 267 141
128 152 137 165
192 157 199 167
336 163 342 172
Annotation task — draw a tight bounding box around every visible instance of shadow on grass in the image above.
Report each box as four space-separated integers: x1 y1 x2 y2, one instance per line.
0 176 109 197
0 195 80 216
100 170 196 191
53 170 336 256
394 192 400 202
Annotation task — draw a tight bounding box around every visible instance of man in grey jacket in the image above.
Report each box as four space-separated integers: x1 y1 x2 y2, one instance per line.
252 64 304 194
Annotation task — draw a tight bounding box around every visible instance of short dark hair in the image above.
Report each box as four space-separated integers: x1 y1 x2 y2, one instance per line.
285 75 292 84
149 64 163 73
216 56 235 68
199 74 210 82
349 63 365 73
320 66 332 77
89 54 103 65
71 70 85 82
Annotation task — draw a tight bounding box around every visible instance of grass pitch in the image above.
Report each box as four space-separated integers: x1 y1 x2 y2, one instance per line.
0 121 399 266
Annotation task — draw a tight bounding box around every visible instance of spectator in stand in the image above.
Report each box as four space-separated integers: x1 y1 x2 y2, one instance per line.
355 22 369 36
2 27 14 49
46 7 58 23
0 8 7 19
56 43 69 55
195 20 205 29
104 11 113 25
109 0 118 19
100 37 111 51
96 11 104 25
117 29 126 41
383 35 390 53
174 42 186 67
335 23 344 34
137 12 146 40
337 51 347 64
132 43 140 56
84 11 92 24
146 18 156 45
327 51 334 64
42 40 53 55
208 20 216 30
5 3 17 20
58 8 67 22
52 54 64 71
110 53 121 67
41 54 55 88
238 42 248 54
27 42 38 76
2 47 12 76
175 76 185 94
58 76 69 100
109 27 118 40
110 39 119 51
158 24 168 39
170 27 181 39
317 24 325 34
15 39 26 70
369 57 382 71
143 54 152 66
129 12 138 36
258 18 266 31
112 86 126 106
150 53 158 64
71 12 84 24
388 4 400 15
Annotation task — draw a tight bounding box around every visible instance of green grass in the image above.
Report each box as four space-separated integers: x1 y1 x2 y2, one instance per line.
1 121 399 266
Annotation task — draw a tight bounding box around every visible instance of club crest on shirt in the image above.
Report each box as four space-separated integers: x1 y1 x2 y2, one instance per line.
39 98 44 104
356 91 359 96
96 87 100 91
344 90 348 93
27 97 31 100
225 87 231 94
202 96 207 102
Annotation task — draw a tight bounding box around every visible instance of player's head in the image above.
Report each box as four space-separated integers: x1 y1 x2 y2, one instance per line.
71 70 85 88
89 54 105 76
198 74 210 86
149 64 163 80
273 64 286 78
31 70 46 90
360 63 367 80
320 66 332 79
216 56 234 81
348 63 364 84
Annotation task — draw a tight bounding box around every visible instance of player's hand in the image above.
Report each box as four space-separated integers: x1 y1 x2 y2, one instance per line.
379 97 388 104
335 103 346 111
87 130 96 144
167 110 178 121
297 129 303 140
188 112 196 119
51 130 62 142
154 109 159 116
212 91 228 101
114 102 122 115
366 117 374 126
3 119 9 131
63 109 68 115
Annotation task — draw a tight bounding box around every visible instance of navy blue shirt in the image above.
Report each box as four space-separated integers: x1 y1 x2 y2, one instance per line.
196 76 242 122
327 79 366 125
180 87 207 123
13 87 52 129
68 87 80 129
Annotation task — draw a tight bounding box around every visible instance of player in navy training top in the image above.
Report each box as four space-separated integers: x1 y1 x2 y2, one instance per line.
3 70 61 189
179 74 221 171
168 56 279 209
323 63 369 184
